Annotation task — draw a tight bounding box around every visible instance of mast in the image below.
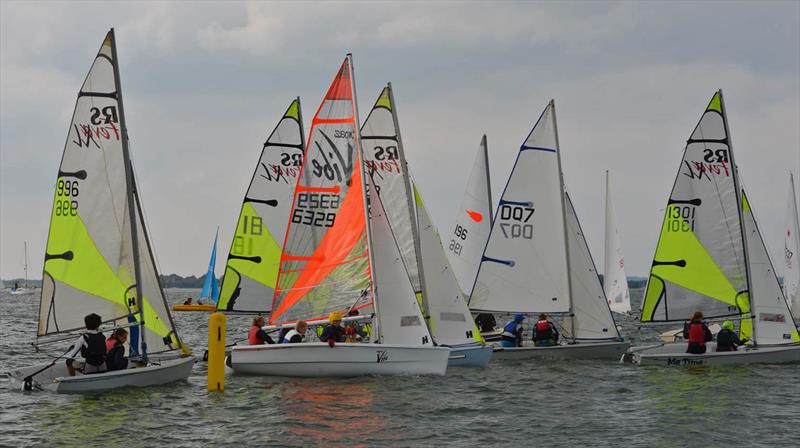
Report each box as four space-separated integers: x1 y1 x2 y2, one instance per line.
350 54 382 343
550 100 576 342
109 28 148 361
387 82 431 320
719 89 756 345
23 241 28 288
482 134 493 226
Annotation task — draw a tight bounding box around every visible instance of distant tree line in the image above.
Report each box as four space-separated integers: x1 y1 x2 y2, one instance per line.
3 274 219 289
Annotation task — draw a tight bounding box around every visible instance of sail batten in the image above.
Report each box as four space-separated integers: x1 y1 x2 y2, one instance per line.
217 98 305 313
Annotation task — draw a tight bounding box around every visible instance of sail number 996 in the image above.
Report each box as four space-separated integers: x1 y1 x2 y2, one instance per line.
292 192 339 228
55 179 79 216
499 204 534 239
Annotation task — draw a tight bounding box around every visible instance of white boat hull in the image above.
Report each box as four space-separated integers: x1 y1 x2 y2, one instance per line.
628 342 800 366
492 340 630 360
229 343 449 377
9 356 195 393
447 344 493 367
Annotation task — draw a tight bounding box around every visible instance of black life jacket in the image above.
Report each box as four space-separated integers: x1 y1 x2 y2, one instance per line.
81 332 107 366
716 329 738 351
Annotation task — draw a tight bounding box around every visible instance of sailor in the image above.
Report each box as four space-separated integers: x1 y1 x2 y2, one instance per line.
683 311 712 354
282 321 308 344
183 297 193 305
320 312 346 347
65 313 107 376
344 309 367 342
474 313 497 333
500 314 525 348
715 320 746 352
248 316 275 345
532 314 560 347
105 328 129 371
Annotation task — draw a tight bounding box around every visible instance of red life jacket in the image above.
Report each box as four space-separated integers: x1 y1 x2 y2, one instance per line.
535 320 551 332
105 338 118 352
249 325 265 345
688 322 707 345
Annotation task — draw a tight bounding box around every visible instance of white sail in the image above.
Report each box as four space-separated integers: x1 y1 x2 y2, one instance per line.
217 99 304 313
361 86 423 297
641 92 748 322
742 190 800 344
38 30 182 355
368 175 434 346
565 192 620 340
784 173 800 318
469 101 570 313
448 135 493 295
603 170 631 314
415 184 482 346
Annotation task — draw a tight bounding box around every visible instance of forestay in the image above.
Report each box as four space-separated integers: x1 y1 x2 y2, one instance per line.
415 185 483 346
603 170 631 314
564 193 620 340
271 56 371 324
741 191 800 344
469 101 570 313
361 86 424 298
38 30 182 355
641 92 748 322
448 135 493 295
784 173 800 318
217 99 304 313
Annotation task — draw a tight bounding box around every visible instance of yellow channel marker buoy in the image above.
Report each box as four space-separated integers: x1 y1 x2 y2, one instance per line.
207 312 226 392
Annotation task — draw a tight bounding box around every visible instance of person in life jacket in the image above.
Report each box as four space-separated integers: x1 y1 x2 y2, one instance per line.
532 314 560 347
282 321 308 344
248 316 276 345
344 309 368 342
683 311 713 354
500 314 525 348
65 313 107 376
320 312 346 347
716 320 747 352
105 328 129 371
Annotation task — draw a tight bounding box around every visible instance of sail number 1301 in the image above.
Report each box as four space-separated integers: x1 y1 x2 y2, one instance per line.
667 206 695 232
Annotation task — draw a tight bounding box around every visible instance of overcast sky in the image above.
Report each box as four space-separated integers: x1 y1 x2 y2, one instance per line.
1 0 798 280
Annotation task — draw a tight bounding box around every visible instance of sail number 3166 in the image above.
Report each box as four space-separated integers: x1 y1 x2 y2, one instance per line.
55 179 79 216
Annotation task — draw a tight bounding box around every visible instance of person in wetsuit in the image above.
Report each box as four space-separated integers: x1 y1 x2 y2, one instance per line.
248 316 275 345
683 311 713 354
105 328 129 371
65 313 107 376
500 314 525 348
716 320 746 352
532 313 560 347
319 312 346 347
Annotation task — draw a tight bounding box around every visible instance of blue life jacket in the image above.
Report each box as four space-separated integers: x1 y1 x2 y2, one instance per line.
501 321 521 341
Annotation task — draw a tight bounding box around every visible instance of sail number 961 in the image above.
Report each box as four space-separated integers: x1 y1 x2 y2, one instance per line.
55 179 79 216
499 205 534 239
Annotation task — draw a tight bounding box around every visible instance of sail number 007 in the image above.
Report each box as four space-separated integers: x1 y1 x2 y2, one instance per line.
499 204 534 239
55 179 79 216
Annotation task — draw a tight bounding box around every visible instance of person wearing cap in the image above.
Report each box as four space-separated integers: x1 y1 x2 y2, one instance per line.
532 313 560 347
320 312 346 347
716 320 747 352
500 314 525 348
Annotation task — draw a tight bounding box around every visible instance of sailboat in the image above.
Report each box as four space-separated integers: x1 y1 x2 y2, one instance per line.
360 85 491 367
216 98 305 314
468 100 629 360
629 91 800 365
784 173 800 320
9 242 34 295
172 229 220 312
8 30 194 393
603 171 631 314
228 55 449 377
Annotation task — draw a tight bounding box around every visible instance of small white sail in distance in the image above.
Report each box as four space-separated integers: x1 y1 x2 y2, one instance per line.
603 170 631 314
784 172 800 318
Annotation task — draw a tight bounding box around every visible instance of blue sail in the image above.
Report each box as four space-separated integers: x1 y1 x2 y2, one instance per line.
200 229 220 304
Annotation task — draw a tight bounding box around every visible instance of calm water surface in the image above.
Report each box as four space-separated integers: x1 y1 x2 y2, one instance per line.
1 288 798 447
